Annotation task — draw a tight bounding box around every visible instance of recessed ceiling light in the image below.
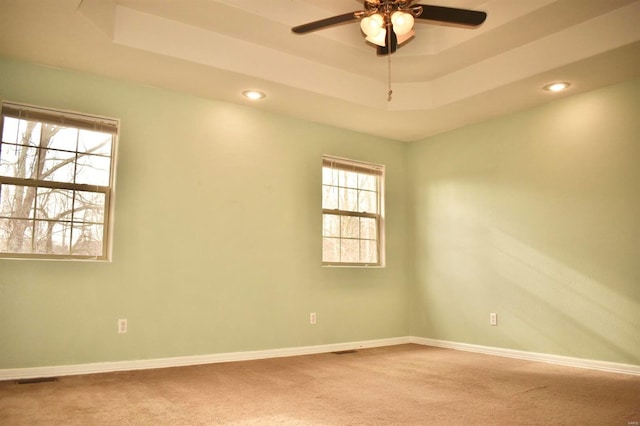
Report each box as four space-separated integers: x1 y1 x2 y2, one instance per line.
543 82 571 92
242 90 266 100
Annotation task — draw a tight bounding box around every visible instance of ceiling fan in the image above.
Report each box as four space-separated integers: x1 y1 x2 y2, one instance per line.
292 0 487 55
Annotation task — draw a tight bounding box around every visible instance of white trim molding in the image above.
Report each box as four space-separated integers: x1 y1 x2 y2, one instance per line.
2 336 639 381
410 337 640 376
0 337 411 381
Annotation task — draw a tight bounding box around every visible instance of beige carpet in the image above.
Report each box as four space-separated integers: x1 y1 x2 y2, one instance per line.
1 344 639 425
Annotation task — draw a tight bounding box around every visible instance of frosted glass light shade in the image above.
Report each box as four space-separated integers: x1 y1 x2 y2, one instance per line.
391 11 414 36
366 27 387 47
360 13 384 37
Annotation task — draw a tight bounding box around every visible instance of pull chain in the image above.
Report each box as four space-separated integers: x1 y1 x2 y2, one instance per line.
387 25 393 102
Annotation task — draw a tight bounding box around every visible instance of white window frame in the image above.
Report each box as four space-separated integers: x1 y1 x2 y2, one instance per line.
322 155 385 267
0 101 119 261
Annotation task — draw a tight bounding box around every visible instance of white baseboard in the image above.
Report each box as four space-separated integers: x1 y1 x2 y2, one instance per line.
3 336 638 381
410 336 640 376
0 336 411 381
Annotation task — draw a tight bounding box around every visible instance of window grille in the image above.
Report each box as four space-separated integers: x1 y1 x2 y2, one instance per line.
322 155 384 266
0 101 118 260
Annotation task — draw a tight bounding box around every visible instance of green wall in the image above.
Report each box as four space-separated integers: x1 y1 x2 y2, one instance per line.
1 57 638 369
0 58 410 368
408 77 640 365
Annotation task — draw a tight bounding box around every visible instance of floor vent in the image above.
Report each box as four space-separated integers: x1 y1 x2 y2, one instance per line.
332 350 358 355
16 377 58 385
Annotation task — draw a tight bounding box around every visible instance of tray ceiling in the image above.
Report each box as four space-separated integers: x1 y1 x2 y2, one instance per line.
1 0 640 141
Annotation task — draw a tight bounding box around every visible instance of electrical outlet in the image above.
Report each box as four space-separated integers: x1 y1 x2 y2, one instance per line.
118 319 128 334
309 312 317 325
489 313 498 326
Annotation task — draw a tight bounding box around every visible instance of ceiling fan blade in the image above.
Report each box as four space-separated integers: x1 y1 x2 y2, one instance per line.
414 5 487 27
292 11 361 34
377 31 398 56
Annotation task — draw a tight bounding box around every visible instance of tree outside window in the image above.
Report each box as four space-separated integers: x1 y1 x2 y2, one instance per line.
322 156 384 266
0 102 118 260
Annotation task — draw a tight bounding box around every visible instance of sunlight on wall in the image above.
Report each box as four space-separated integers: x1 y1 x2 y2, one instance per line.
489 228 639 361
409 77 640 365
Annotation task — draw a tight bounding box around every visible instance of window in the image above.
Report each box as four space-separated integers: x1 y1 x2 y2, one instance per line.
322 155 384 266
0 102 118 260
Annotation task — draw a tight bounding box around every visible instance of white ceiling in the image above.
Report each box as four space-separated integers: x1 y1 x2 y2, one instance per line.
1 0 640 141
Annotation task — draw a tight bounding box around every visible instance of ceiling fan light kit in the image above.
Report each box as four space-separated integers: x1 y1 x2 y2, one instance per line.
361 10 413 43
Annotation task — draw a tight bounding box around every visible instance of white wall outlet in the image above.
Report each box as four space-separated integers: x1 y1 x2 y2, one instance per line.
309 312 317 325
490 313 498 326
118 319 128 334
